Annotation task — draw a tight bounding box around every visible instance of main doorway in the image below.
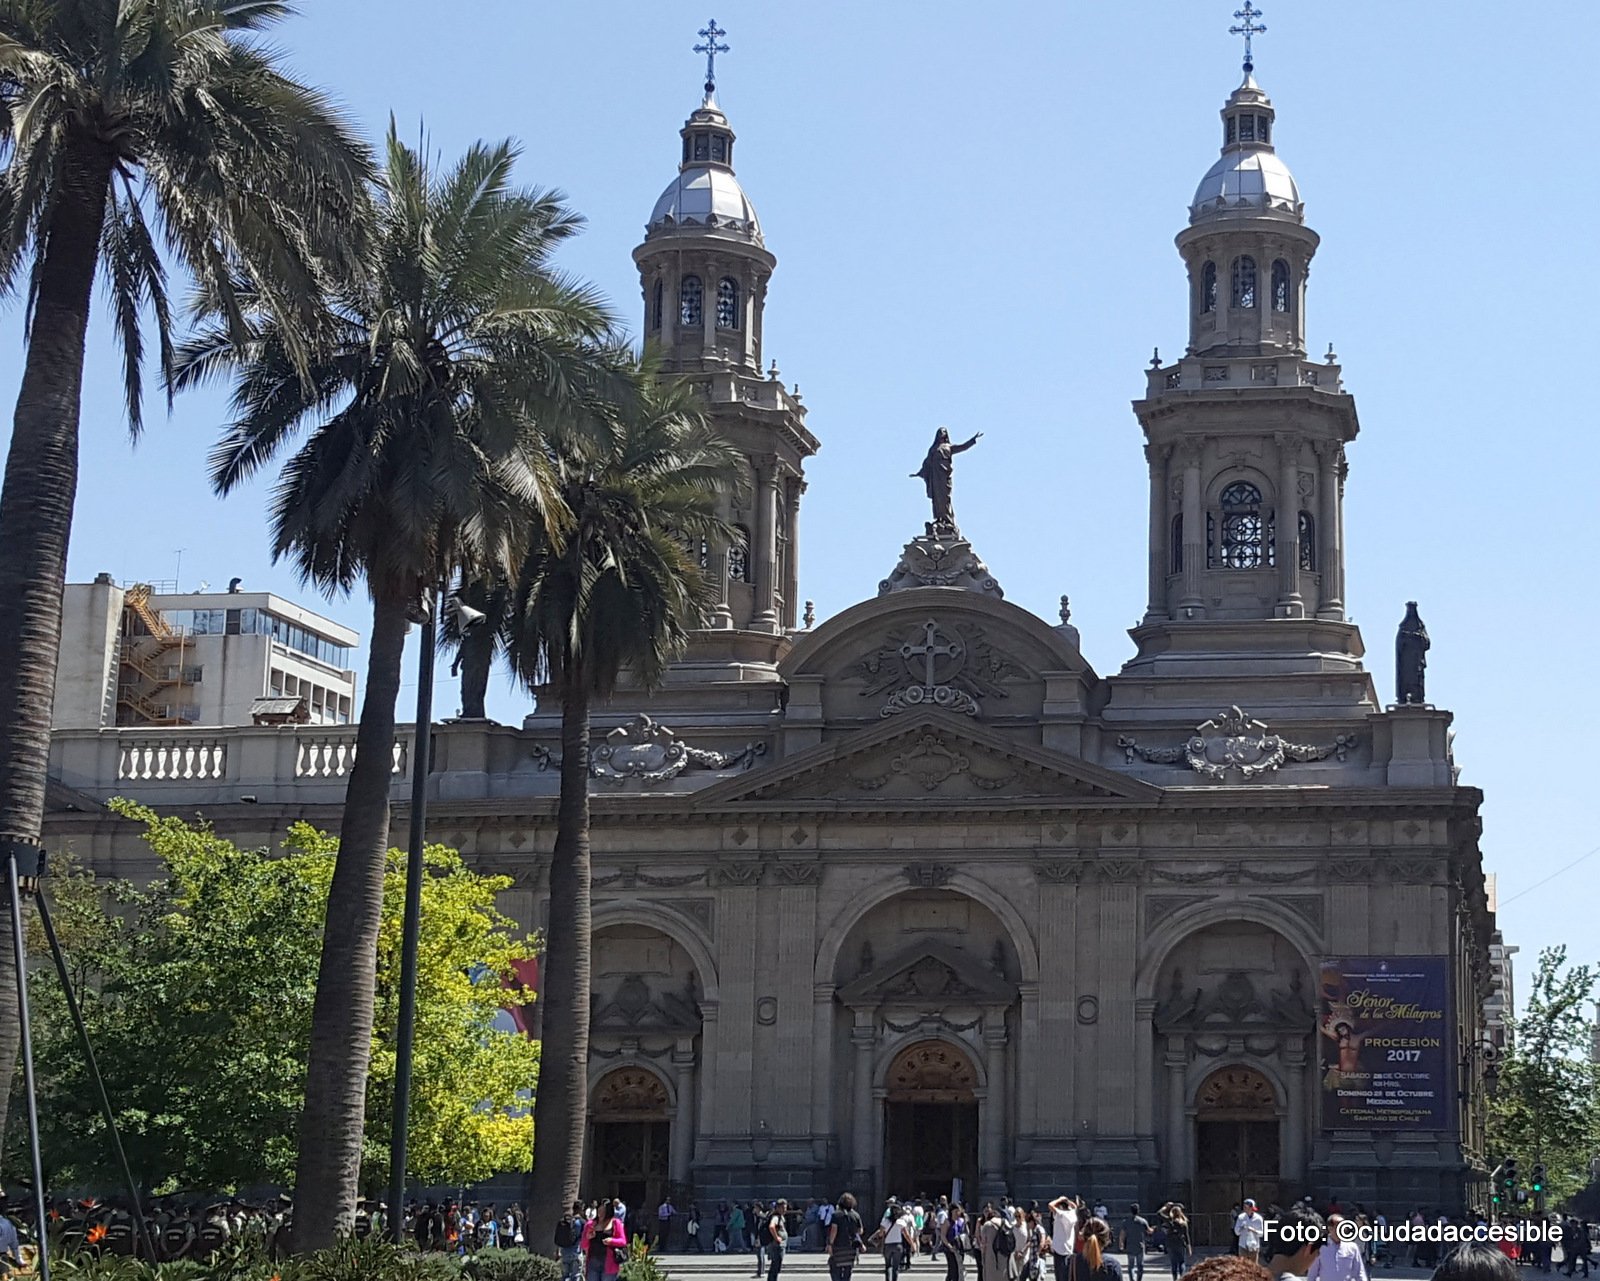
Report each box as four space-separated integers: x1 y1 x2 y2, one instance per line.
883 1040 980 1202
1192 1066 1280 1242
588 1067 671 1210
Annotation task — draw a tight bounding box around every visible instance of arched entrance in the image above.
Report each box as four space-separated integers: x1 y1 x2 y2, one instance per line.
1194 1066 1280 1223
588 1067 671 1211
884 1040 979 1203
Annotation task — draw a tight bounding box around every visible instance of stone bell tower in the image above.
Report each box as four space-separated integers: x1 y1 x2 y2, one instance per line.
1123 61 1370 708
632 22 818 647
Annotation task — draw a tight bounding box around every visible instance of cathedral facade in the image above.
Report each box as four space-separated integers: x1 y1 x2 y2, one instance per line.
44 61 1494 1227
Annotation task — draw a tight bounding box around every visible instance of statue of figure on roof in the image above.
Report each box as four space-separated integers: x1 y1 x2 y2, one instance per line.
1395 601 1430 705
913 427 982 531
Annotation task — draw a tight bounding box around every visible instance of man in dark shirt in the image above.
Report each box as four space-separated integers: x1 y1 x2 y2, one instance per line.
1120 1205 1151 1281
0 1189 23 1277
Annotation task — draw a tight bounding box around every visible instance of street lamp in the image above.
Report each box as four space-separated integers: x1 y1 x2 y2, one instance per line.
388 586 484 1242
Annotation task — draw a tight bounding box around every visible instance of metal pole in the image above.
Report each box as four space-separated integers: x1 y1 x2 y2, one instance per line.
6 849 49 1281
388 584 440 1242
34 884 157 1261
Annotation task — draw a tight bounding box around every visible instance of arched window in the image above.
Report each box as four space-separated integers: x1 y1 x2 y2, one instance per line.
728 527 751 583
1216 481 1268 569
679 275 702 328
716 277 739 330
651 280 663 331
1298 511 1316 571
1232 256 1257 309
1272 260 1291 313
1170 514 1184 574
1201 262 1218 314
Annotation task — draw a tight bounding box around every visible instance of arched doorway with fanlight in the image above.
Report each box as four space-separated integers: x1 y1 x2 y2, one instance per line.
587 1066 673 1212
1193 1065 1281 1224
883 1039 981 1203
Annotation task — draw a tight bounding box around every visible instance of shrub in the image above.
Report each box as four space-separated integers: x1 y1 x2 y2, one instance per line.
462 1248 562 1281
617 1237 669 1281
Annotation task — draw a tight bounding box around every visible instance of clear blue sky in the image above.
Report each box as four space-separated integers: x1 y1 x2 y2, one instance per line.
5 3 1597 987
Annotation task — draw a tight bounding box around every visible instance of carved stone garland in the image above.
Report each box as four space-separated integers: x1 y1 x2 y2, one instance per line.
1118 705 1358 781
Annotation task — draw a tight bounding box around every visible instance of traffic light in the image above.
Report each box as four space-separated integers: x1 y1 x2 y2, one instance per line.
1532 1164 1546 1194
1504 1158 1519 1189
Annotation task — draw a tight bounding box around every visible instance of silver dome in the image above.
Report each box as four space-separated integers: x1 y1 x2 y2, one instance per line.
1190 149 1302 223
648 167 762 242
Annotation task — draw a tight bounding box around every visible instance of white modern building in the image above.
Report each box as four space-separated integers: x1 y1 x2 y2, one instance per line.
53 575 358 730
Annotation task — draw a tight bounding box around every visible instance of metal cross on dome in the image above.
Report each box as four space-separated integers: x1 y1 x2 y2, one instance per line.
694 18 729 96
1230 2 1267 76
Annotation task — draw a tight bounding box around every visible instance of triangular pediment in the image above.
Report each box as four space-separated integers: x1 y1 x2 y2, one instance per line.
691 711 1157 808
838 940 1015 1009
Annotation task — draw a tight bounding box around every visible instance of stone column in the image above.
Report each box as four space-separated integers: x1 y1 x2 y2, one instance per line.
981 1020 1009 1193
1165 1038 1189 1192
670 1039 698 1185
710 538 734 629
701 258 717 354
1276 433 1304 616
1316 442 1345 619
1283 1037 1307 1185
751 456 780 633
1017 984 1040 1152
1144 443 1171 622
850 1017 877 1183
1178 442 1205 613
781 478 803 631
811 985 836 1165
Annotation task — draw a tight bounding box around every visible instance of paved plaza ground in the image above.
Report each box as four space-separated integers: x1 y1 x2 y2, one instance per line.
645 1250 1450 1281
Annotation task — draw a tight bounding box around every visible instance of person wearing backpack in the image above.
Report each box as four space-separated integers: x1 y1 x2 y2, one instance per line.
881 1202 918 1281
978 1204 1021 1281
1068 1218 1122 1281
556 1201 585 1281
766 1199 791 1281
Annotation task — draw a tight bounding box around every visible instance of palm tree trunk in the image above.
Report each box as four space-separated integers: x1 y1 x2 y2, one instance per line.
526 678 593 1252
293 586 410 1250
0 140 114 1148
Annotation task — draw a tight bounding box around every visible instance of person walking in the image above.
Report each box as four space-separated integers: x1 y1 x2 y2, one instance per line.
656 1196 675 1252
1119 1206 1150 1281
557 1201 586 1281
1157 1205 1189 1281
767 1200 791 1281
582 1200 627 1281
1235 1201 1266 1266
752 1202 769 1276
942 1204 969 1281
730 1202 747 1253
978 1203 1021 1281
829 1193 868 1281
881 1201 918 1281
685 1204 703 1254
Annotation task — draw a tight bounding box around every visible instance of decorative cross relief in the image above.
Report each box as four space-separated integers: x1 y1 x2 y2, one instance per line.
1117 705 1357 781
852 618 1022 719
584 712 765 784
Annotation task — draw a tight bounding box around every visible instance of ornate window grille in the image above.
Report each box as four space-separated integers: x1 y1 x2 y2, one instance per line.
1298 511 1316 571
692 133 709 162
1201 262 1218 313
679 275 702 328
1210 481 1274 569
1232 257 1257 309
716 277 739 330
1239 114 1256 143
1272 260 1291 313
728 527 751 582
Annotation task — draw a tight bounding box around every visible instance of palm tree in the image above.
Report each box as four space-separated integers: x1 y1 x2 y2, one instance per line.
173 126 625 1249
509 376 740 1240
0 0 368 1147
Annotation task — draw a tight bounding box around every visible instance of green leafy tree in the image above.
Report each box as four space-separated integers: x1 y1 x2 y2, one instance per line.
0 0 369 1148
1487 945 1600 1206
507 375 740 1239
174 126 624 1246
11 802 538 1193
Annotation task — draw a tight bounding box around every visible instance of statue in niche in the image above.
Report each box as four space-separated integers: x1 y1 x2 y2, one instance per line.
1395 601 1430 705
913 427 983 530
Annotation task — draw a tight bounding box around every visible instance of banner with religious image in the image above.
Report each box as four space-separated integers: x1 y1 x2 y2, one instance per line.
1319 955 1450 1130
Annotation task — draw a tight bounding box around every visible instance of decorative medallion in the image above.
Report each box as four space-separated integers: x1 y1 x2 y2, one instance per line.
1076 995 1100 1025
879 530 1004 599
903 862 957 889
1195 1065 1276 1114
1118 706 1358 781
885 1040 979 1103
590 713 765 784
854 731 1016 793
